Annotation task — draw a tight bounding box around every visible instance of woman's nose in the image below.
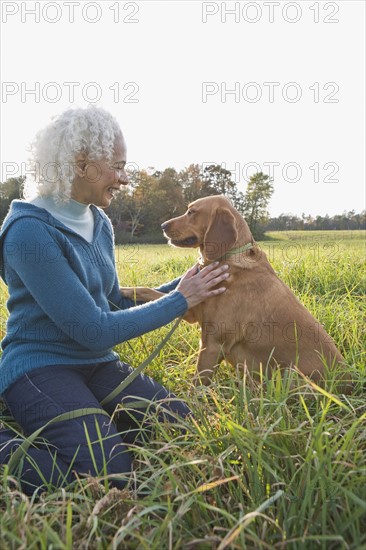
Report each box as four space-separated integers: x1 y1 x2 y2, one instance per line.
118 170 129 185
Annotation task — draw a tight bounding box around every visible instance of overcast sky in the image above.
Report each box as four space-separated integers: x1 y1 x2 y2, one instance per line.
1 0 365 216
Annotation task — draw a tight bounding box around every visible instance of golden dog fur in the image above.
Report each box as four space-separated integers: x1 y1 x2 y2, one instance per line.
121 195 352 392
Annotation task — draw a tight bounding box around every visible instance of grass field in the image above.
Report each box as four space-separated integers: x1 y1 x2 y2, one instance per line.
0 231 365 549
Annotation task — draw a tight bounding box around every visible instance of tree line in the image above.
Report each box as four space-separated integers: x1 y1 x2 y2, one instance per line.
0 169 364 243
265 211 366 232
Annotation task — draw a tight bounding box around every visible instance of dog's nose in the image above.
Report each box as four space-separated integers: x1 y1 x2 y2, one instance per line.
161 221 169 231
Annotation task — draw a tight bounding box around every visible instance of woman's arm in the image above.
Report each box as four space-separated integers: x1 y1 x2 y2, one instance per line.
4 219 188 353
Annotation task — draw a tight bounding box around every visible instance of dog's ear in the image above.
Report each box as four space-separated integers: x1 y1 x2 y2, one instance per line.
204 207 238 261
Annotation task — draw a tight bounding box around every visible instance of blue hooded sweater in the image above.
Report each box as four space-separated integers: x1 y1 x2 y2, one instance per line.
0 200 188 395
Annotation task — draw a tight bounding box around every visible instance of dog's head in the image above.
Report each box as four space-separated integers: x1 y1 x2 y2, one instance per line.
161 195 253 262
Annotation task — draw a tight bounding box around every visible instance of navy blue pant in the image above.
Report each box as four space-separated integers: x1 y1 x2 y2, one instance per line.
0 361 190 495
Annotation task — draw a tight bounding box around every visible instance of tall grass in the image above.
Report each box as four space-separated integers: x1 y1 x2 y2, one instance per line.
1 231 365 549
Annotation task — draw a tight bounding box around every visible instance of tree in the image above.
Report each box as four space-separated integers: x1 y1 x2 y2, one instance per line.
178 163 244 208
109 168 186 241
201 164 241 206
178 164 203 203
107 186 145 238
143 168 185 230
243 172 274 239
0 176 25 225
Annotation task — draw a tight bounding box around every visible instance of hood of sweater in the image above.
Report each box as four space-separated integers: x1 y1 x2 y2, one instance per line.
0 199 106 283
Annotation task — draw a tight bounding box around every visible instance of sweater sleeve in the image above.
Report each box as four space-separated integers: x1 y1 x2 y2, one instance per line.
154 276 181 293
3 219 188 352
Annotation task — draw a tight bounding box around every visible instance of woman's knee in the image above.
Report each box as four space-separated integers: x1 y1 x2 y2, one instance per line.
71 430 133 483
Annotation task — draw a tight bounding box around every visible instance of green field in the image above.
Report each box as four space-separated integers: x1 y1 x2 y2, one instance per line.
0 231 365 549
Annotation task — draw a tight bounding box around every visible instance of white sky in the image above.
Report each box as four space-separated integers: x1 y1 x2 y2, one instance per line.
1 0 365 217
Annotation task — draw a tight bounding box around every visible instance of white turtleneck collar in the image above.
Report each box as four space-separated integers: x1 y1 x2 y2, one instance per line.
30 196 95 243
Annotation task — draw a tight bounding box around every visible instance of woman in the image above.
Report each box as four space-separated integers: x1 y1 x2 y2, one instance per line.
0 106 229 495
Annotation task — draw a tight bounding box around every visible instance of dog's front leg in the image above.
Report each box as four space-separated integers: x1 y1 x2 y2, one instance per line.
193 341 223 385
183 304 199 324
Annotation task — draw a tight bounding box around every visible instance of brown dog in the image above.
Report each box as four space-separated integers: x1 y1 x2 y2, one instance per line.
122 195 352 392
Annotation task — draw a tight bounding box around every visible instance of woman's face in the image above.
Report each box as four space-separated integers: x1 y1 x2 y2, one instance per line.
71 136 128 207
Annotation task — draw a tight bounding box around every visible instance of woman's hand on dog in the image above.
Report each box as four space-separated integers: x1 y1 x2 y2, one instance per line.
177 262 229 309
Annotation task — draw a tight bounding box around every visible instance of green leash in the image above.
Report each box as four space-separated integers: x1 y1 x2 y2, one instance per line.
6 317 182 474
100 316 182 405
7 407 110 474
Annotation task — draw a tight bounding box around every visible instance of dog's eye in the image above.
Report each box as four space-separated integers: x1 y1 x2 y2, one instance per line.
187 209 194 216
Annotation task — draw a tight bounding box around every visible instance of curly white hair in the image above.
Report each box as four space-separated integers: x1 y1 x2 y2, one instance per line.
24 105 124 202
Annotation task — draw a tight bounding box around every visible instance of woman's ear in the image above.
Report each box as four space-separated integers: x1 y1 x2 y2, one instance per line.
203 207 238 261
74 153 87 178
